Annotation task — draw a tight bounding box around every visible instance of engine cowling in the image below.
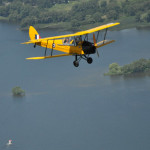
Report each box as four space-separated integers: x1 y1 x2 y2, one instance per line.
82 41 96 54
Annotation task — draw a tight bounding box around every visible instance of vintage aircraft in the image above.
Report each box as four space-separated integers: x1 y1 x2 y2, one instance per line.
22 22 120 67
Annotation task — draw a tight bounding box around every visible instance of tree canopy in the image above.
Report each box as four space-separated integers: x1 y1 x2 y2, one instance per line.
12 86 25 96
105 59 150 76
0 0 150 29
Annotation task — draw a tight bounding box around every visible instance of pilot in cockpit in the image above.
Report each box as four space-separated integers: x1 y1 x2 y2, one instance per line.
64 37 69 44
63 37 74 45
63 36 82 46
75 36 82 45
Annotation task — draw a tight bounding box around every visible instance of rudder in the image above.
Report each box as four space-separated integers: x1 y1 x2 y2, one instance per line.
29 26 41 40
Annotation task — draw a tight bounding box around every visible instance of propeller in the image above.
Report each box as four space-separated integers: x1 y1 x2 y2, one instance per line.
93 33 99 57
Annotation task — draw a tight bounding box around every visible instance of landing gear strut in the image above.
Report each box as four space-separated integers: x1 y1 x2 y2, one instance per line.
87 57 93 64
73 55 79 67
73 55 93 67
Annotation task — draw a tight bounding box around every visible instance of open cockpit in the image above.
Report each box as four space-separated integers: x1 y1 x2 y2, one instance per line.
63 36 82 46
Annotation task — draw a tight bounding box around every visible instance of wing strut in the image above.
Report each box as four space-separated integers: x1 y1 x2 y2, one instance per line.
45 39 54 56
45 40 49 56
84 34 88 41
96 31 100 42
103 28 108 44
51 40 55 56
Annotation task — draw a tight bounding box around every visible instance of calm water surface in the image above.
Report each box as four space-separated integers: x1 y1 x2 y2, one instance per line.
0 22 150 150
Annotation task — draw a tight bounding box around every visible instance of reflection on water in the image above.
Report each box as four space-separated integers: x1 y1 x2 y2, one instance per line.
109 71 150 81
1 144 18 150
0 22 150 150
123 71 150 79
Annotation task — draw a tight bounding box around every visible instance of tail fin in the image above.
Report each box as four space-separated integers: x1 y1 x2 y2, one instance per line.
29 26 41 40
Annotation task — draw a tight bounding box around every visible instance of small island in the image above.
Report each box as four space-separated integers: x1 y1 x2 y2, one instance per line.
104 58 150 76
12 86 25 97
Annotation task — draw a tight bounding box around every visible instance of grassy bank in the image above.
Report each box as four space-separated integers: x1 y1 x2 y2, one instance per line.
0 16 8 22
21 22 72 31
20 19 150 32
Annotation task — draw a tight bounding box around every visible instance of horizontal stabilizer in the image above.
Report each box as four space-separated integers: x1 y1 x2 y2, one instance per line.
26 53 72 60
96 40 115 48
22 40 41 44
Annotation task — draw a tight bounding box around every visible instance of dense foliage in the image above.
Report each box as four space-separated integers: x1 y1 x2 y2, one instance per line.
0 0 150 29
12 86 25 96
105 59 150 76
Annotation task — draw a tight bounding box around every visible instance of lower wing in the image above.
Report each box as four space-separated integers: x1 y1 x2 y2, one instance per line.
96 40 115 48
26 53 72 60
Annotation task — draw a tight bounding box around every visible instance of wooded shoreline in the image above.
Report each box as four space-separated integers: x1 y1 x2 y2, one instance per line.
0 0 150 31
104 59 150 76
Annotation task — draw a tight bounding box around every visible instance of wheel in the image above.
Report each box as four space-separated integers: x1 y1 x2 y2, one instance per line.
73 61 79 67
87 57 93 64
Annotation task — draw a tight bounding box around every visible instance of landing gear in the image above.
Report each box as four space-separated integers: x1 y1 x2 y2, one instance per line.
87 57 93 64
34 44 36 48
73 55 79 67
73 61 79 67
73 55 93 67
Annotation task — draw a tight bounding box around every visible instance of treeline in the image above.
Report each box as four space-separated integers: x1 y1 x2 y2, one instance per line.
105 58 150 76
0 0 150 28
0 0 70 7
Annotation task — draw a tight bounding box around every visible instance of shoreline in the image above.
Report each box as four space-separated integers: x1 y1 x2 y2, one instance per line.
20 22 150 32
104 59 150 77
1 17 150 32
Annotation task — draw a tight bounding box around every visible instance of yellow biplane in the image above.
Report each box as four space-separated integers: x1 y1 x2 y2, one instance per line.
23 22 120 67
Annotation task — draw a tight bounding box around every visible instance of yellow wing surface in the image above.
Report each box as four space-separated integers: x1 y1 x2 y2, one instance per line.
22 22 120 44
29 26 39 40
26 53 72 60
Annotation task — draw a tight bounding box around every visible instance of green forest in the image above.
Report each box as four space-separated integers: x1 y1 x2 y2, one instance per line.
105 58 150 76
0 0 150 30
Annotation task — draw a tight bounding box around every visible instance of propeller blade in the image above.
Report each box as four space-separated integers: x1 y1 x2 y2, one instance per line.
93 33 99 57
93 33 97 46
96 48 99 57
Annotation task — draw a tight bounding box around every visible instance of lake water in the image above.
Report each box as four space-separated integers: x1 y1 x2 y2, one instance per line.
0 22 150 150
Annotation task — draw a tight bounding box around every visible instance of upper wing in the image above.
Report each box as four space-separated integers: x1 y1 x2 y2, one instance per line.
22 22 120 44
75 22 120 35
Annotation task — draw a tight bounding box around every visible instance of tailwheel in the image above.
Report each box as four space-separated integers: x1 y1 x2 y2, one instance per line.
34 44 36 48
73 61 79 67
87 57 93 64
